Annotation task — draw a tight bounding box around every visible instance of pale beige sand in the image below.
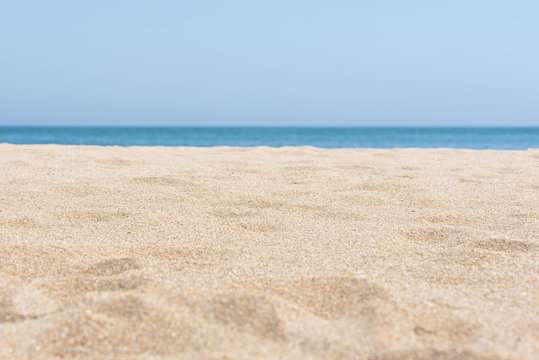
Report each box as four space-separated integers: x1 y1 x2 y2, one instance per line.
0 144 537 359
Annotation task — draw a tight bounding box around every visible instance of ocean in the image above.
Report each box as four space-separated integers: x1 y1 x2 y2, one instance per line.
0 127 538 149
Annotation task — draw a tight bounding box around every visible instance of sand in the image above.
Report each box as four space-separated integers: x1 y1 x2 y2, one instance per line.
0 144 537 359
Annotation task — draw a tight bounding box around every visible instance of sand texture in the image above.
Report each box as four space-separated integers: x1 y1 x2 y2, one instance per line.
0 144 537 359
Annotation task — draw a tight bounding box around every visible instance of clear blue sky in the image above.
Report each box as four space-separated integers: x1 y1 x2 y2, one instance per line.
1 1 538 126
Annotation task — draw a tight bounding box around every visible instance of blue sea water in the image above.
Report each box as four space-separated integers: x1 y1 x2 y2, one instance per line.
0 127 538 149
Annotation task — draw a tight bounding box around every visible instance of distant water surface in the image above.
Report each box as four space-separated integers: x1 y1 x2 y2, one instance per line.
0 127 538 149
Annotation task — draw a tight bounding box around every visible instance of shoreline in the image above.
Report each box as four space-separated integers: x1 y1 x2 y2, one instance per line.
1 142 538 150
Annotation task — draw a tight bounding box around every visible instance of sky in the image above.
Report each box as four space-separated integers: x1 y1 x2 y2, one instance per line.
0 1 538 126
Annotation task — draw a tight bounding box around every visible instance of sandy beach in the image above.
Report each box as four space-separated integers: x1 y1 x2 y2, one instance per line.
0 144 537 359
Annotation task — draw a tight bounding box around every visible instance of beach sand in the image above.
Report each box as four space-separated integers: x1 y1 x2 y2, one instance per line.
0 144 537 359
